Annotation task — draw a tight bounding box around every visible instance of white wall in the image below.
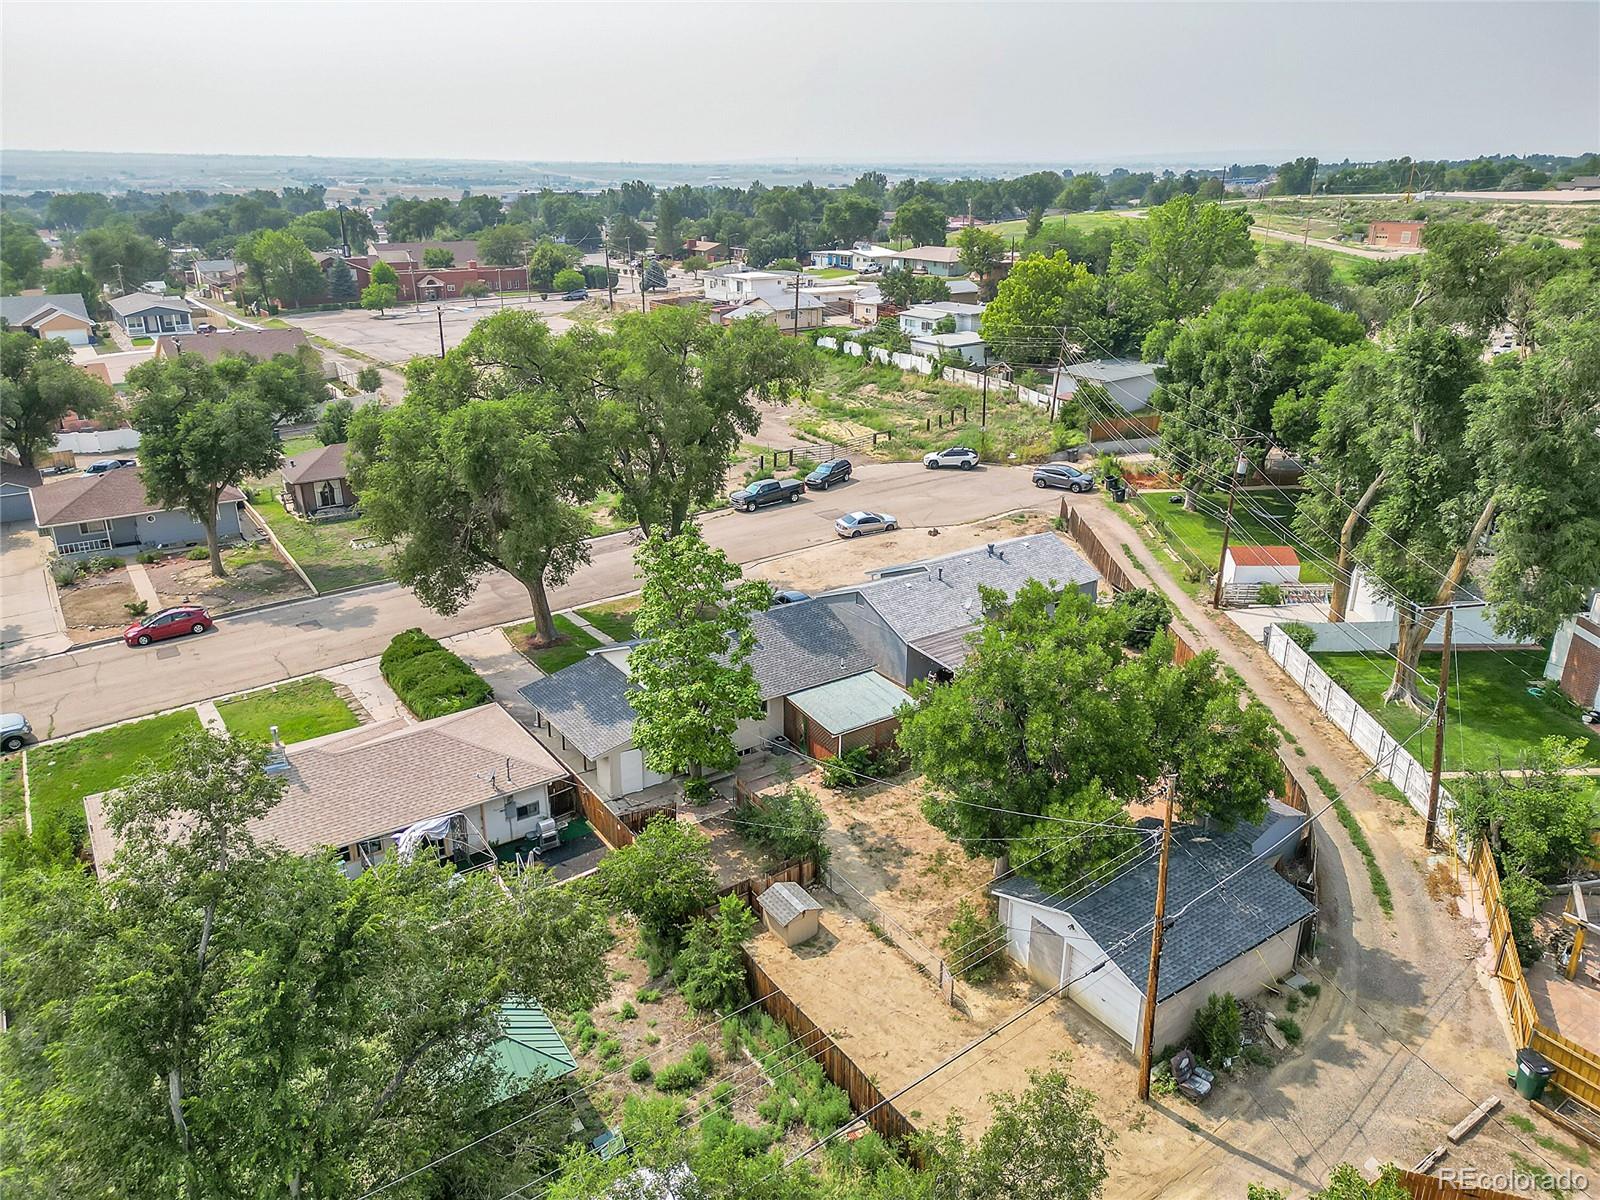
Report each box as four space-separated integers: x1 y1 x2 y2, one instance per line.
733 698 784 753
609 748 670 798
999 895 1144 1048
1151 923 1302 1051
476 784 553 846
54 428 141 453
1223 557 1299 586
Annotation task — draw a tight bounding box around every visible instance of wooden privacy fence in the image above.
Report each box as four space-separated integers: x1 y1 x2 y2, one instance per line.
1397 1170 1523 1200
571 776 675 850
1060 502 1136 592
743 951 922 1159
1088 411 1161 442
717 857 818 917
1469 837 1600 1115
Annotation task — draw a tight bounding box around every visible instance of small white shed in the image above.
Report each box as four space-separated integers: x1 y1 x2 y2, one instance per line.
1221 545 1301 586
759 881 823 947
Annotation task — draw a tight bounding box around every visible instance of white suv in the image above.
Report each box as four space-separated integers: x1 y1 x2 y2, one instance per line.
923 446 979 471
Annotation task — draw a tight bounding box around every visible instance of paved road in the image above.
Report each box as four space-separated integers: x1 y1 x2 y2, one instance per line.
3 462 1049 739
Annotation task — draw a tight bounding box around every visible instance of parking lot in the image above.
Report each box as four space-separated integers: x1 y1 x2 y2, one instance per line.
280 293 602 363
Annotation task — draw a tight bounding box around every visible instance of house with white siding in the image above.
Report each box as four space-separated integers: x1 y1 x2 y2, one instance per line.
108 293 194 339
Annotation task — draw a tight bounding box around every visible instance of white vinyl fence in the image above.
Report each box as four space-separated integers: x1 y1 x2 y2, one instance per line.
53 428 141 454
1263 623 1455 834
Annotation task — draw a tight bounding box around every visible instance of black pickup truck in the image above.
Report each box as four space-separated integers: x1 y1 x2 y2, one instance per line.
729 478 804 511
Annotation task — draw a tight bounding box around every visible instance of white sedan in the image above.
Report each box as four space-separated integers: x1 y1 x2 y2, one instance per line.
834 511 898 538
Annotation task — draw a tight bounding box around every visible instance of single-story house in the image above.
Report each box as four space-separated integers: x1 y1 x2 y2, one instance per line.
909 331 988 366
944 278 982 303
1221 546 1300 586
1545 594 1600 710
30 468 245 555
1555 175 1600 191
814 533 1101 685
992 818 1315 1052
1055 359 1160 414
898 301 986 337
0 461 44 526
719 288 825 332
154 327 317 366
852 286 893 327
189 258 243 298
281 441 356 517
704 269 807 303
682 238 727 260
886 246 966 277
759 882 823 947
1367 220 1425 249
83 703 572 878
109 293 194 339
0 293 95 345
810 244 897 273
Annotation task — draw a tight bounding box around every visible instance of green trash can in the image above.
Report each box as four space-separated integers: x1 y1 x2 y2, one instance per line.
1515 1048 1554 1100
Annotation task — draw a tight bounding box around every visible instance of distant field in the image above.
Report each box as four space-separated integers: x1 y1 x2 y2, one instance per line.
974 210 1136 242
1233 195 1599 245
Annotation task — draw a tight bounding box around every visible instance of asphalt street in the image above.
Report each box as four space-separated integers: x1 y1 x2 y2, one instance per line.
3 462 1051 739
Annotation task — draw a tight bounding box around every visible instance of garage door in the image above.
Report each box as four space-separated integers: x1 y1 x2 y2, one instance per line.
0 489 35 526
1027 917 1067 989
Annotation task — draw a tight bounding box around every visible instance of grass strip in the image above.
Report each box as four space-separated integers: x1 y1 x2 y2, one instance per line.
1309 765 1393 916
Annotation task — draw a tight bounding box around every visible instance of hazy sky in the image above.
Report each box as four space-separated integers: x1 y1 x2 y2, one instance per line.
3 1 1597 164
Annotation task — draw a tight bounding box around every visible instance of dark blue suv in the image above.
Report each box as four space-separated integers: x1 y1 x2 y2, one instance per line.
804 458 852 490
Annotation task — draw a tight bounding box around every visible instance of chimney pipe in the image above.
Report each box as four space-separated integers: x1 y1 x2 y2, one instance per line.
270 724 283 750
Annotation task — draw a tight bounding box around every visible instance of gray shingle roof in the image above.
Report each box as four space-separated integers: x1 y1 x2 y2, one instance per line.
157 328 310 364
992 820 1314 1001
746 603 875 701
0 293 91 327
760 881 822 926
109 293 192 316
836 533 1100 645
518 655 637 759
31 469 245 527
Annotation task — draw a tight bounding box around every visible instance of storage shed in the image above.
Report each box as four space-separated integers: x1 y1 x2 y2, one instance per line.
1221 545 1301 586
782 670 912 761
759 881 823 947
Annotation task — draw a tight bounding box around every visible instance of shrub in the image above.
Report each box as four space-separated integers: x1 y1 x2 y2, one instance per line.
186 547 210 560
1273 1016 1303 1045
570 1010 599 1054
629 1057 653 1083
635 988 663 1004
941 898 1005 983
1454 738 1599 882
803 1086 852 1137
1111 587 1173 650
1281 622 1317 652
598 816 718 950
378 628 492 719
674 895 757 1012
87 555 121 573
619 1001 637 1020
1255 582 1284 606
654 1043 713 1092
1499 866 1548 966
682 775 714 803
1192 993 1243 1065
595 1035 621 1060
124 600 149 617
356 365 382 393
553 268 586 292
819 743 900 790
730 784 830 870
136 550 161 564
51 562 81 587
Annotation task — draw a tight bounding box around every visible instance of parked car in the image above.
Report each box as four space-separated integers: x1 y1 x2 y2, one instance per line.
85 458 137 475
772 589 811 605
560 289 589 301
196 322 218 334
1 713 35 753
1032 463 1096 492
123 604 213 647
834 511 897 538
923 446 979 471
804 458 852 490
729 478 804 511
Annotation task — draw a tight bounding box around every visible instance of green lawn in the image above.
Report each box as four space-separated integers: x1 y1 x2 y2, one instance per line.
216 678 360 745
972 211 1135 241
280 434 321 458
578 600 640 642
1311 649 1600 773
804 267 856 279
1128 489 1332 584
25 709 204 845
504 614 601 673
1 755 23 827
251 497 391 592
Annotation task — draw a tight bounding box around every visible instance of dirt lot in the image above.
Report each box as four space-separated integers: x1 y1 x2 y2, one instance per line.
146 543 309 613
749 509 1067 597
57 571 140 639
280 295 591 366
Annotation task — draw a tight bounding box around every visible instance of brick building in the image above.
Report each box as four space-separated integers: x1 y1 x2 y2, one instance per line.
1546 597 1600 710
1367 220 1426 249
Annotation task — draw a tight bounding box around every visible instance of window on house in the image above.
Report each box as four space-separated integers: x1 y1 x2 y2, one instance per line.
126 316 144 333
447 284 456 293
514 802 536 822
159 314 175 332
77 520 108 534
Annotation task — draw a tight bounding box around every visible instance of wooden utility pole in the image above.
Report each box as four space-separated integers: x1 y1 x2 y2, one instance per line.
603 243 615 310
1424 606 1454 849
1211 441 1250 608
1137 776 1176 1102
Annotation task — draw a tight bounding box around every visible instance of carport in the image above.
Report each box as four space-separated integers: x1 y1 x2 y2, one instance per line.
782 671 912 761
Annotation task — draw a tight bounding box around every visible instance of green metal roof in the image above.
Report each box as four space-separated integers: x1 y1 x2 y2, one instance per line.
488 998 577 1103
787 671 913 735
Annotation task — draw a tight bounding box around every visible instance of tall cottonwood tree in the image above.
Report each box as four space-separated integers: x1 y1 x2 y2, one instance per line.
1 329 112 465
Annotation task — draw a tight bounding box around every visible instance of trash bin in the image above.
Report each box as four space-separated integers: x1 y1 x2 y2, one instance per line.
1515 1048 1554 1100
1107 478 1128 503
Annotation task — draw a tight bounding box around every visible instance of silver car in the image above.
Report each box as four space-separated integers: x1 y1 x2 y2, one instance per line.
834 510 898 538
1 713 34 753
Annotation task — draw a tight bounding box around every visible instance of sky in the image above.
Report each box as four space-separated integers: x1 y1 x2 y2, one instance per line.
3 1 1597 166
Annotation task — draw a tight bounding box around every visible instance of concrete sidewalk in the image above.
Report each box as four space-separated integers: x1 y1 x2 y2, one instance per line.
0 523 70 664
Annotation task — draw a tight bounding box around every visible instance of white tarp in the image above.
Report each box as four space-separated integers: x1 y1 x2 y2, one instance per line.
395 812 459 862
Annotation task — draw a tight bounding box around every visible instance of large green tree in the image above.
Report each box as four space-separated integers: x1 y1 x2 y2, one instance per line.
595 815 719 948
0 212 49 292
0 730 611 1200
888 197 948 247
237 230 325 307
76 224 169 290
955 226 1006 295
627 528 770 791
347 315 593 645
1 329 112 465
476 222 533 267
1132 194 1255 321
820 192 881 247
980 251 1102 366
900 583 1280 889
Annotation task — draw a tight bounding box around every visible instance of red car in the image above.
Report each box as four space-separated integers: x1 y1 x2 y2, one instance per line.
123 605 214 647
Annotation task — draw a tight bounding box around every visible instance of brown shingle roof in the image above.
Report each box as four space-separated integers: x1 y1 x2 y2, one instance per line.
155 328 310 363
281 442 348 485
31 469 244 528
83 703 568 867
0 461 44 491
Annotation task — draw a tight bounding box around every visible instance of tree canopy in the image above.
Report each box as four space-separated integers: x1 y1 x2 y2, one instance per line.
1 329 112 466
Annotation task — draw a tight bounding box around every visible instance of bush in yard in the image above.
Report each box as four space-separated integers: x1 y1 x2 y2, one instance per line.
356 365 382 393
136 550 161 564
553 268 585 292
1499 866 1547 965
1192 992 1242 1065
378 628 492 719
1111 587 1172 650
1255 582 1284 606
1453 737 1599 882
820 744 880 790
653 1042 712 1092
596 815 718 951
672 895 757 1013
124 600 148 617
942 898 1006 983
629 1057 652 1083
729 784 830 870
87 555 121 574
51 562 80 587
1280 622 1317 652
186 547 210 560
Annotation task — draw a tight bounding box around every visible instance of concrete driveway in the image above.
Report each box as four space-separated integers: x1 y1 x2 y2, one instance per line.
0 523 70 665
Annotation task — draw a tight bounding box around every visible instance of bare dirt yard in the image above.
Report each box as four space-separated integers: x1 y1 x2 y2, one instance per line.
146 543 310 614
749 509 1066 597
57 570 140 640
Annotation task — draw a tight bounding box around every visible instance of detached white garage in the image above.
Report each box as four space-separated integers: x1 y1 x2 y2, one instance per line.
992 819 1315 1053
0 463 42 526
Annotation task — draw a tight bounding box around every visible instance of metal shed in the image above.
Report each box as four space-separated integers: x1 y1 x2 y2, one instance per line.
782 670 912 761
759 881 824 947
